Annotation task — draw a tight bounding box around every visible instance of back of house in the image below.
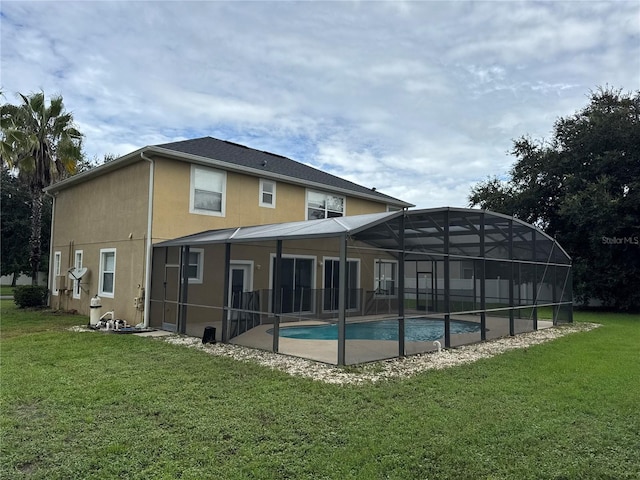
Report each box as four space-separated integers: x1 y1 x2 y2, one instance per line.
45 136 411 323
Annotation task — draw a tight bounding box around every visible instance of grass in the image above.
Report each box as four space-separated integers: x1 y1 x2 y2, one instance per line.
1 300 639 479
0 285 16 296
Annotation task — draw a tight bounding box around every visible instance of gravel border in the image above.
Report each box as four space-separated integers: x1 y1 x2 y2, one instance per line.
157 322 601 384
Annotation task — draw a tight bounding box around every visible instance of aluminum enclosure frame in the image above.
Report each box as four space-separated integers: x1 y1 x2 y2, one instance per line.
151 208 573 365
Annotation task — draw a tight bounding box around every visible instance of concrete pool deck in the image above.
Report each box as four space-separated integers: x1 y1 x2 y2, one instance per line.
229 314 554 365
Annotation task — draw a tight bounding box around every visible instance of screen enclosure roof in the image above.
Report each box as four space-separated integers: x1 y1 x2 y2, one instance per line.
155 208 571 265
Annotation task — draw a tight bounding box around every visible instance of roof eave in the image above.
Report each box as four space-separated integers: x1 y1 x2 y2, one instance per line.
44 147 149 193
44 144 414 208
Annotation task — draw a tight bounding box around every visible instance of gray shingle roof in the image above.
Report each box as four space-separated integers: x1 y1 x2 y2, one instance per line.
155 136 411 206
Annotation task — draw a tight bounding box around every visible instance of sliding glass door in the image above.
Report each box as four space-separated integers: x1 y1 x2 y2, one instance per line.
323 259 359 312
272 257 314 314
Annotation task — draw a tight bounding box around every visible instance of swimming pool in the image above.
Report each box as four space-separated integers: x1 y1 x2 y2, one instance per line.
269 318 481 342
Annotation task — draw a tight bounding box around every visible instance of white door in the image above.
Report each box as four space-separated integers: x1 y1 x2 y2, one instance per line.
228 263 252 317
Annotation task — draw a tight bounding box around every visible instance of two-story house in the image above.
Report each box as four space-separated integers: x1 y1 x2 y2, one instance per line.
45 136 412 325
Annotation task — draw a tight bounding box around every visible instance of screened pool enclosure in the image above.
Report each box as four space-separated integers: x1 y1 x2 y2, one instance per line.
149 208 573 365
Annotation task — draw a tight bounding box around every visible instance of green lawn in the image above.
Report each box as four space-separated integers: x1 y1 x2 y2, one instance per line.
0 285 16 296
1 301 639 479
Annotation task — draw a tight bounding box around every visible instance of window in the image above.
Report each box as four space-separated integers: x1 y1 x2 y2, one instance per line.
374 259 397 297
187 248 204 284
53 251 62 295
259 179 276 208
190 165 226 216
307 190 345 220
99 249 116 297
73 250 83 299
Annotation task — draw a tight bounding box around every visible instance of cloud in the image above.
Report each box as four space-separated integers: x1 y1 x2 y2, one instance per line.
1 0 638 208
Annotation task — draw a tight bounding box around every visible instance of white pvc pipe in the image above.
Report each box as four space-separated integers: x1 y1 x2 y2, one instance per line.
140 151 155 327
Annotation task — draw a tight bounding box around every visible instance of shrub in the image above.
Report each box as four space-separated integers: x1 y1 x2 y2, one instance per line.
13 285 49 308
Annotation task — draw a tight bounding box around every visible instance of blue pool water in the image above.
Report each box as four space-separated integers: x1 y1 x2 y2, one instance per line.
269 318 480 342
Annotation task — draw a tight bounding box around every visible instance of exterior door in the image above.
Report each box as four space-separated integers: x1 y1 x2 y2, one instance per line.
163 265 180 331
228 263 254 339
272 257 314 314
323 259 359 312
228 263 252 318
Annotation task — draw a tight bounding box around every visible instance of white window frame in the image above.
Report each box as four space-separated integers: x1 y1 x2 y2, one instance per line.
374 259 398 298
259 179 276 208
190 165 226 217
306 190 345 220
187 248 204 284
99 248 116 298
52 251 62 296
73 250 83 299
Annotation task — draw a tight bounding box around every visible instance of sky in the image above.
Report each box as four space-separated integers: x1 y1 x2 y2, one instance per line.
1 1 638 208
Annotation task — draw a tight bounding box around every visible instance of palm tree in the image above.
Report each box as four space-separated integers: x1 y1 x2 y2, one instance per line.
1 92 83 284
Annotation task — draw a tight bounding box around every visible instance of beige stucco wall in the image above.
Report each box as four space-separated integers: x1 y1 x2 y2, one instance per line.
50 161 150 321
150 156 390 242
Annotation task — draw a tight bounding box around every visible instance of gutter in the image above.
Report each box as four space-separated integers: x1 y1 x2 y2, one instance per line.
140 151 155 327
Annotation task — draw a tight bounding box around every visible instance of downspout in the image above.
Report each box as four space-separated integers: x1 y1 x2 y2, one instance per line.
140 151 155 327
45 191 57 305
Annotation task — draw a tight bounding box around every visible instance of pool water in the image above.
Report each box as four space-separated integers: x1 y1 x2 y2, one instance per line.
269 318 480 342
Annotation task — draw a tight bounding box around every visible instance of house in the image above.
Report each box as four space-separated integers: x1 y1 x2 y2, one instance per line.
44 136 413 324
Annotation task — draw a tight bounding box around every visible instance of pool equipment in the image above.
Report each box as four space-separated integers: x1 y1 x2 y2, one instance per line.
89 294 101 325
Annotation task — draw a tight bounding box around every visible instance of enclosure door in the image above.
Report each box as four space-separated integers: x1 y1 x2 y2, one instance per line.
163 265 180 331
416 271 434 312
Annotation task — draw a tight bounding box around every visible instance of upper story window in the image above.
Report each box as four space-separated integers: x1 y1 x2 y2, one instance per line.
190 165 226 216
259 179 276 208
99 248 116 297
307 190 345 220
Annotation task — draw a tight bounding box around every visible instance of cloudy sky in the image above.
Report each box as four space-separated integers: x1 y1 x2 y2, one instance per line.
2 1 638 208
